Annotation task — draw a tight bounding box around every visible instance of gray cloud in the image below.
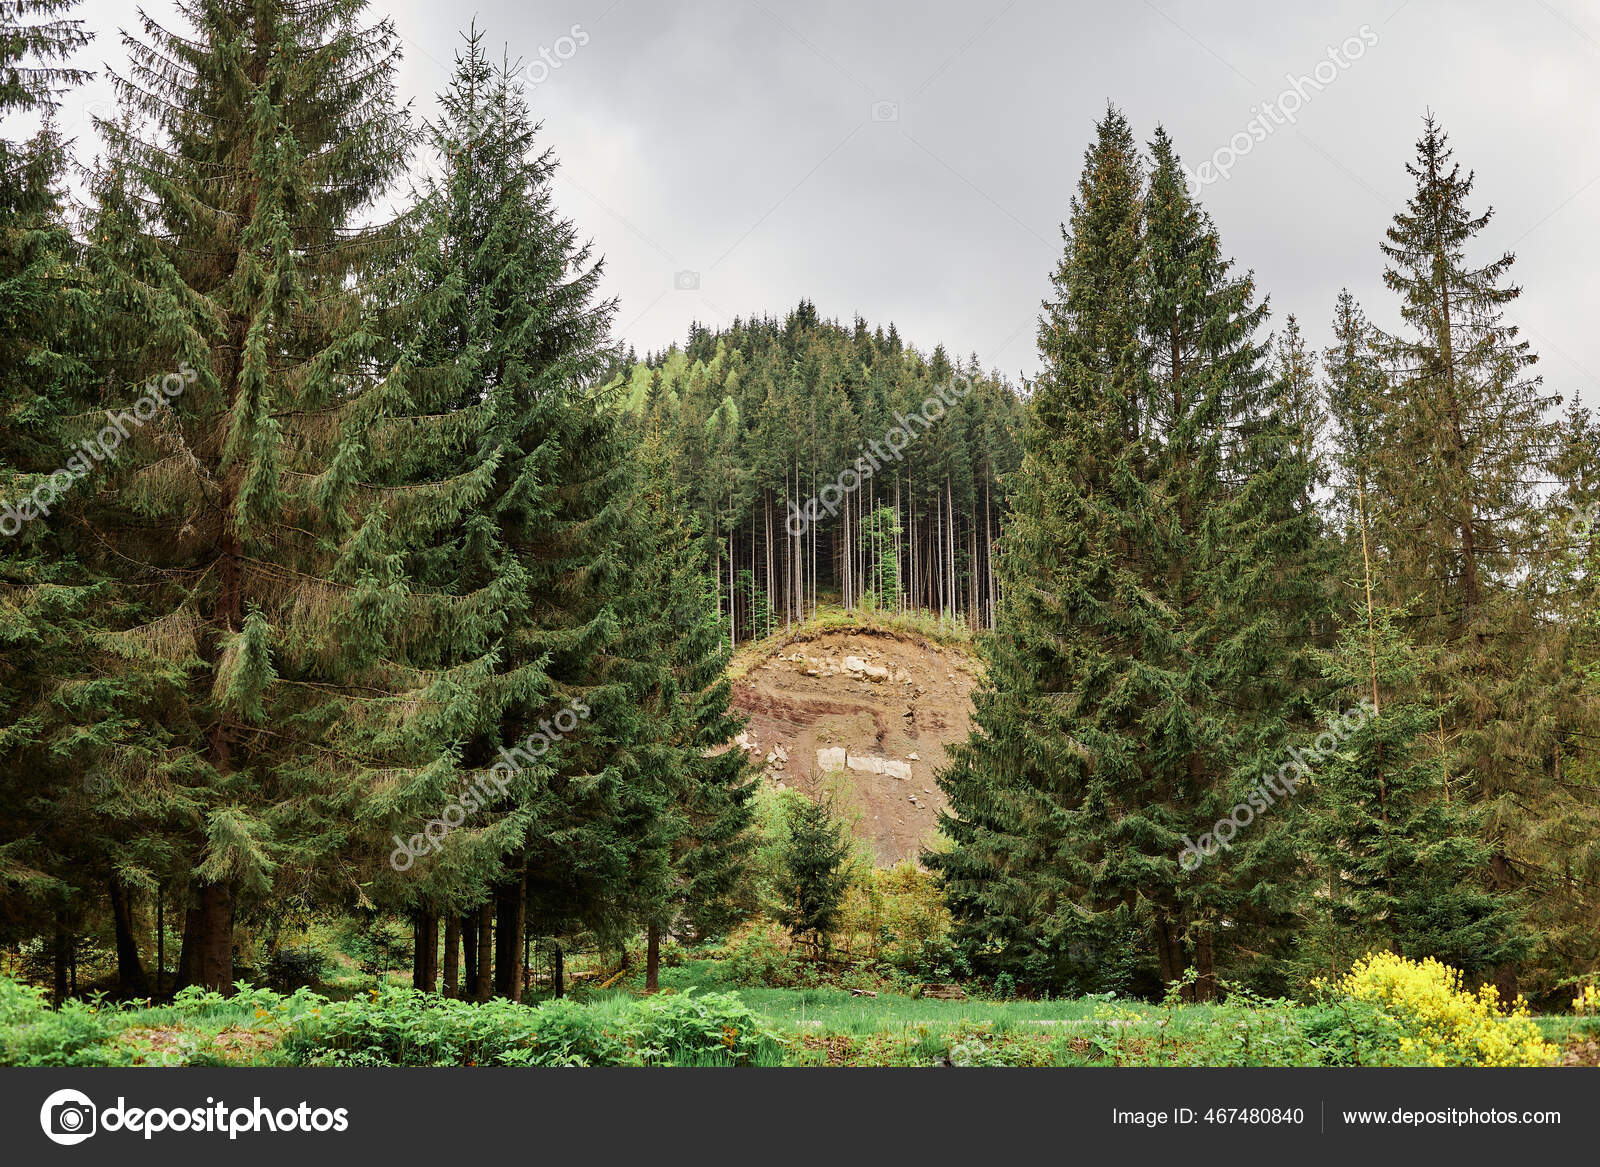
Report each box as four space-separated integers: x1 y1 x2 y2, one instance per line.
65 0 1598 407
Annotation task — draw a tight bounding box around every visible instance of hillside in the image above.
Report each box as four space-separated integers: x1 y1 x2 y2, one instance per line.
727 614 980 863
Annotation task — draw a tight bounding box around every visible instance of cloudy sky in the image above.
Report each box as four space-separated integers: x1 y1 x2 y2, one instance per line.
64 0 1599 408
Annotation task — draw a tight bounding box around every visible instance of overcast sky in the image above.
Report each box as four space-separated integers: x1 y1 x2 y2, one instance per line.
63 0 1599 409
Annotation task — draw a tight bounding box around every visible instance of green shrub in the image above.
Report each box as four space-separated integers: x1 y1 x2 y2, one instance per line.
623 991 777 1066
266 944 330 990
0 978 128 1067
717 923 810 988
282 985 781 1067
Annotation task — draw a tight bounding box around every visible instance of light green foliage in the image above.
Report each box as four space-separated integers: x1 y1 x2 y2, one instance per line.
282 984 779 1067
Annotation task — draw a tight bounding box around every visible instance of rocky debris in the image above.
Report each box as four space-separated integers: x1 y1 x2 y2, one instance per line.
734 730 760 754
843 655 890 683
730 626 977 863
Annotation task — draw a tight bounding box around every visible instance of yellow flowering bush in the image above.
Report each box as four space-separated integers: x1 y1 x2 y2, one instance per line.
1573 983 1600 1017
1335 952 1557 1067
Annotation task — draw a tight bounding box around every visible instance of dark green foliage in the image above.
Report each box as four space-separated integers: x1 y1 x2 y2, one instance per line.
934 110 1316 1000
621 307 1024 637
281 984 778 1067
1297 608 1523 979
776 796 853 953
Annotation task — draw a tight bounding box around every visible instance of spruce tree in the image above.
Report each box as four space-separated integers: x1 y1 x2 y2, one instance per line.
616 433 753 990
1369 115 1561 994
1298 607 1520 979
0 0 103 984
933 114 1315 1000
81 0 462 991
1139 127 1314 997
932 107 1152 993
368 30 632 998
776 794 852 956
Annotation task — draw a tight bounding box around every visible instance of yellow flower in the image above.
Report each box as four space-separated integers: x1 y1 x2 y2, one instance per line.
1339 952 1558 1067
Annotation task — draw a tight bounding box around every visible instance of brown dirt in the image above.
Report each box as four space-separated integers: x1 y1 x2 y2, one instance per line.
730 627 979 864
122 1024 282 1064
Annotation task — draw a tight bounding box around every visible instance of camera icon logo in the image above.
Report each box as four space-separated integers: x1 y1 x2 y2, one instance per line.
40 1089 97 1145
871 100 898 122
673 270 700 291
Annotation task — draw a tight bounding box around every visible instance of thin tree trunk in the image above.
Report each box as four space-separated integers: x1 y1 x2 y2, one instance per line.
473 901 493 1001
985 474 996 629
461 912 478 994
1194 929 1217 1003
52 918 70 1006
646 922 661 993
155 884 165 996
550 940 564 999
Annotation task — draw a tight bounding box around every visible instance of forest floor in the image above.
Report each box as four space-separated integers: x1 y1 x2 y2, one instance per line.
728 608 981 862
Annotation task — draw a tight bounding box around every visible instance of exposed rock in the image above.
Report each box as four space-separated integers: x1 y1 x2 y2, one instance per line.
847 754 885 775
816 746 847 772
843 655 890 682
883 760 912 781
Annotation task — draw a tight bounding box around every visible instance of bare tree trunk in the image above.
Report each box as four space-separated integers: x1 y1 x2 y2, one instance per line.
985 475 996 629
176 903 202 990
646 922 661 993
197 881 233 993
946 476 956 621
156 884 165 996
52 918 70 1006
109 880 150 997
461 912 478 994
493 872 526 1001
1194 929 1217 1003
413 905 439 992
473 901 493 1001
442 915 460 998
